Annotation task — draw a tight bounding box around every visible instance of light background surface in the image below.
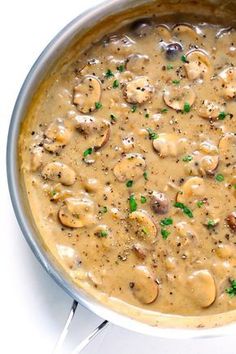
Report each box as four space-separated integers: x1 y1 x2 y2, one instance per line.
0 1 235 353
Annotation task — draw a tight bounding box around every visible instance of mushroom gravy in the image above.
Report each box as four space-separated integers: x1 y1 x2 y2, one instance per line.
19 19 236 326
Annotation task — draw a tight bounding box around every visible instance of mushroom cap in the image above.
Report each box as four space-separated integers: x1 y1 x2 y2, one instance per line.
184 49 212 80
113 153 146 182
73 75 102 113
163 85 195 111
123 76 154 104
187 270 216 308
128 210 157 244
153 133 188 158
41 162 76 186
130 266 159 304
177 176 205 203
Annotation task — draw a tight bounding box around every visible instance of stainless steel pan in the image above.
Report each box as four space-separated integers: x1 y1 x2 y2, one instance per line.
6 0 236 351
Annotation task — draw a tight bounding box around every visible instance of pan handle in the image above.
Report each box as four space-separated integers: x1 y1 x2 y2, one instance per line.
53 300 109 354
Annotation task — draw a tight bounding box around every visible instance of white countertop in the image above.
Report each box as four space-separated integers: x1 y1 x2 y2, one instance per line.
1 1 235 353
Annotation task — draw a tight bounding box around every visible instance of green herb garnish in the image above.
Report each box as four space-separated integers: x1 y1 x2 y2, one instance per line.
234 184 236 190
206 219 217 228
172 79 180 85
181 55 188 63
196 200 204 208
99 230 108 238
83 147 93 157
161 108 168 113
141 196 147 204
105 69 114 78
126 180 133 188
174 202 193 218
131 105 137 113
100 206 108 214
160 218 173 226
145 113 150 118
142 227 148 235
215 174 224 182
50 190 57 197
218 112 230 120
95 102 102 109
182 155 193 162
161 229 171 240
143 171 148 181
226 279 236 297
129 194 137 212
183 102 191 113
146 128 158 140
113 79 119 88
110 114 117 122
167 64 174 70
117 65 125 72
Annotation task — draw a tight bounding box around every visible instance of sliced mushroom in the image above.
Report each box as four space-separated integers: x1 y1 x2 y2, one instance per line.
199 141 219 155
128 210 157 243
82 178 100 193
123 76 154 104
73 75 102 113
184 151 219 176
226 211 236 232
187 270 216 308
153 133 188 158
130 19 153 37
176 221 198 245
132 244 147 260
150 191 169 214
43 118 72 153
165 42 183 61
94 123 111 151
104 35 135 55
155 25 172 41
216 243 233 259
218 67 236 99
74 115 97 135
48 183 73 201
163 85 195 111
113 153 146 182
219 133 236 165
172 24 199 40
184 49 212 81
126 54 150 74
41 162 76 186
177 177 205 203
198 100 223 120
30 146 43 172
58 197 96 228
130 266 159 304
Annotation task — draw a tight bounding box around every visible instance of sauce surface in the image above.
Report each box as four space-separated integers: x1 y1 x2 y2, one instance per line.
19 18 236 327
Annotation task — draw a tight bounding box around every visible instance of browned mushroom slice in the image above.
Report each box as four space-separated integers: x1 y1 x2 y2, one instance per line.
58 197 96 228
73 75 102 113
104 35 135 55
130 266 159 304
132 244 147 260
42 162 76 186
113 153 146 182
74 115 97 135
150 191 169 214
226 212 236 232
30 146 44 172
43 118 72 153
219 133 236 165
163 85 195 111
216 29 236 57
185 152 219 176
123 76 154 104
218 67 236 99
172 24 200 41
130 19 153 37
153 133 188 158
94 123 111 151
177 177 205 203
128 210 157 244
126 54 150 74
184 49 212 81
155 24 172 41
187 270 216 308
175 221 198 245
198 100 223 120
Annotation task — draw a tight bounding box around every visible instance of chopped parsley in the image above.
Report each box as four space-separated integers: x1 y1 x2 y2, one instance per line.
126 180 133 188
206 219 217 228
161 108 168 113
95 102 102 109
183 102 191 113
234 184 236 190
182 155 193 162
117 65 125 72
50 190 57 197
142 227 148 235
181 55 188 63
100 206 108 214
143 171 148 181
129 194 137 212
146 128 158 140
225 279 236 297
110 114 117 122
113 79 119 88
83 147 93 157
215 174 224 182
145 113 150 118
131 105 137 113
161 229 171 240
160 218 173 226
172 79 180 85
218 111 230 120
174 202 193 218
140 196 147 204
167 64 174 70
196 200 204 208
99 230 108 238
105 69 114 78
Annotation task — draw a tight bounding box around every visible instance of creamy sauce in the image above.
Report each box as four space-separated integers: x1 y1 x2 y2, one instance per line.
19 17 236 328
